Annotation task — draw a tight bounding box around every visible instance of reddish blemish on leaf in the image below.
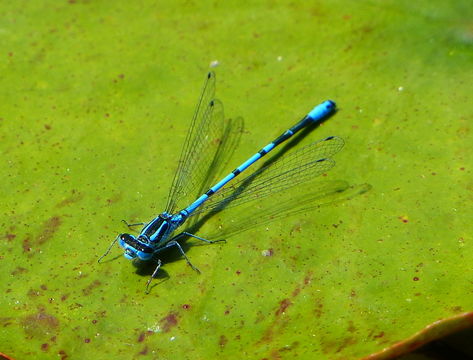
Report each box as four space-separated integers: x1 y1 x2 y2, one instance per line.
106 193 122 205
137 330 154 343
138 332 146 342
292 272 313 297
21 310 59 339
275 298 292 316
56 191 83 208
292 285 301 297
218 335 228 347
82 280 101 295
22 237 32 252
160 312 178 332
11 267 27 275
336 336 357 353
4 233 16 241
0 318 14 327
314 301 324 318
398 215 409 223
27 288 41 297
37 216 62 245
347 321 356 333
259 271 316 344
22 218 62 256
303 272 313 285
373 331 385 338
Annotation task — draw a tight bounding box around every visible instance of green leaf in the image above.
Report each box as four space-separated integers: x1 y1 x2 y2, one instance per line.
0 1 471 359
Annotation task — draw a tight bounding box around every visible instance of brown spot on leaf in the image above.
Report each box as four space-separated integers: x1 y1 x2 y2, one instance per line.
4 233 16 241
347 321 356 333
106 193 122 205
336 336 357 352
56 191 83 208
0 317 14 327
218 335 228 347
22 237 32 252
37 216 62 245
21 310 59 339
373 331 385 339
275 298 292 316
82 280 101 295
398 215 409 223
160 312 178 332
313 301 324 318
11 267 27 275
27 288 41 298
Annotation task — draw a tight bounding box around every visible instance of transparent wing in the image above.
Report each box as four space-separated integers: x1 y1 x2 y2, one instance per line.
165 72 220 212
196 116 244 197
186 116 244 227
189 136 345 216
203 182 372 240
165 73 243 214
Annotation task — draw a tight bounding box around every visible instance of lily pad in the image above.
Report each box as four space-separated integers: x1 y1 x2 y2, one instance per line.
0 1 471 359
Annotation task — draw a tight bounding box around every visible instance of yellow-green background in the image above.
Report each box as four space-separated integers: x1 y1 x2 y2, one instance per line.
0 1 471 359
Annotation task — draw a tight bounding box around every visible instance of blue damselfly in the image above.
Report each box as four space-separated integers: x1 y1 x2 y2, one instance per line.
98 72 344 292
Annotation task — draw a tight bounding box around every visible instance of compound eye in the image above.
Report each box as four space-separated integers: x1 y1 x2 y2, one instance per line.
120 233 135 244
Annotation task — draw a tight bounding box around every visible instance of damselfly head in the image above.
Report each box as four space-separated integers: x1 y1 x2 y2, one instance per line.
119 233 154 261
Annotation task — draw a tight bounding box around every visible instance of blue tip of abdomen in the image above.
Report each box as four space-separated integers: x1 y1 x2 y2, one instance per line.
307 100 336 121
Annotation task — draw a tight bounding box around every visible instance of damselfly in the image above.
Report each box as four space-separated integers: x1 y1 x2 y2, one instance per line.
98 72 344 292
